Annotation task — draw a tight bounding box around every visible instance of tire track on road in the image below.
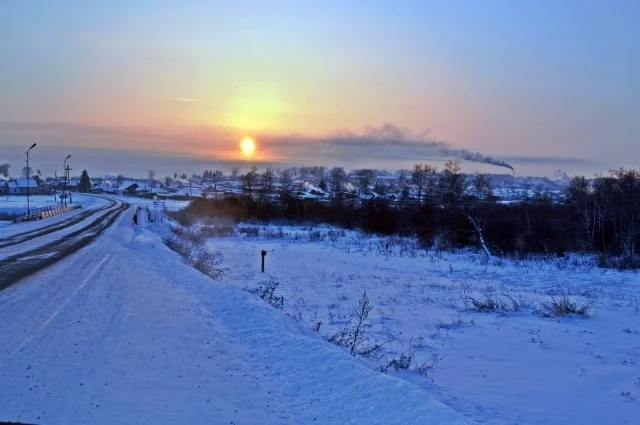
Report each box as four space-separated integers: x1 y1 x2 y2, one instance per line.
0 200 128 291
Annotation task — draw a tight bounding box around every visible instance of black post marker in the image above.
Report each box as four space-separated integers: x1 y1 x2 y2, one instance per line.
261 250 267 272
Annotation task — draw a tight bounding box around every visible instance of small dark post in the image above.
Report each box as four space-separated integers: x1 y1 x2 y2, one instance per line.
261 250 267 272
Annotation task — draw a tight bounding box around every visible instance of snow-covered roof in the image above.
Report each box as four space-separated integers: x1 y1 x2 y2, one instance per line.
9 178 38 188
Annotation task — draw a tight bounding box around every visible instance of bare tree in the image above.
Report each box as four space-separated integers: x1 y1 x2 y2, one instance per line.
355 169 375 196
21 166 33 178
412 164 425 202
260 167 274 197
461 172 494 257
567 176 595 250
330 167 347 199
279 168 293 192
148 169 156 190
242 166 259 195
438 160 465 206
611 168 640 258
0 164 9 178
231 166 241 179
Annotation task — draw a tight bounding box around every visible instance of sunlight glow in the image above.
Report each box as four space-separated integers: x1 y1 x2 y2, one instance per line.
240 136 256 157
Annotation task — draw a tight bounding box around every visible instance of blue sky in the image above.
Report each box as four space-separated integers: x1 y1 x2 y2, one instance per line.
1 0 638 177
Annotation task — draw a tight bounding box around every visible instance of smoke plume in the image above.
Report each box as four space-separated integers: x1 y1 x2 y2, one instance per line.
441 148 514 171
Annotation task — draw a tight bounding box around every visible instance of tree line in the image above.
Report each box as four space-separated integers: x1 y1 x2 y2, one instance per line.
175 161 640 269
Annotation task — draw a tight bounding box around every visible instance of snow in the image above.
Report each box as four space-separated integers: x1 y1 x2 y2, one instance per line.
173 223 640 425
0 194 101 216
0 210 469 424
104 194 190 211
0 195 108 238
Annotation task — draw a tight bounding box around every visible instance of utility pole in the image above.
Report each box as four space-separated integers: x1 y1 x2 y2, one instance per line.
25 143 37 214
63 155 71 207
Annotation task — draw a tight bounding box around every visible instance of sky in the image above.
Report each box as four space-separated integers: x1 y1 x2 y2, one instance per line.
1 0 639 178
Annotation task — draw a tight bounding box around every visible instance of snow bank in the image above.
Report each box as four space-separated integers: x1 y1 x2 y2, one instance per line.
144 225 471 424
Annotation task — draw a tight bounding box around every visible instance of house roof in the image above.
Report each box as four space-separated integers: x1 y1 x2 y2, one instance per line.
9 178 38 188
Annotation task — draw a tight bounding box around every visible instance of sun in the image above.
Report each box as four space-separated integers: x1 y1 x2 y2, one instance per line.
240 136 256 157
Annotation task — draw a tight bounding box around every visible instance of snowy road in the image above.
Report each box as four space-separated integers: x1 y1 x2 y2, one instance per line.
0 205 470 424
0 198 128 290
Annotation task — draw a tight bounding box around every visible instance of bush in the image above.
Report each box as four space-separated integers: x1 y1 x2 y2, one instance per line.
164 230 226 279
237 226 260 237
187 249 225 279
200 224 236 238
538 294 592 317
164 235 192 258
171 226 205 245
256 279 284 309
596 254 640 270
328 291 384 358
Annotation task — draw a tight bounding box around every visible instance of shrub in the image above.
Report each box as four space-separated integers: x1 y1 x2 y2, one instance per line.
237 226 260 237
538 294 592 317
164 235 192 259
379 349 415 373
200 224 236 238
256 279 284 309
327 291 384 358
187 249 225 279
171 226 205 245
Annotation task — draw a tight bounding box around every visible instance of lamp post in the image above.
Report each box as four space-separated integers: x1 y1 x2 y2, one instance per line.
63 155 71 207
25 143 37 215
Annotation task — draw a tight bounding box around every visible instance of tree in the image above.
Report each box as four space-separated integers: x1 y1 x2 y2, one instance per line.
355 169 375 195
180 173 187 180
438 160 465 206
231 167 240 179
174 172 178 179
279 168 293 192
79 170 92 193
117 175 125 186
318 178 328 192
330 167 347 198
21 166 33 178
567 176 595 250
412 164 437 203
261 167 274 196
164 176 174 187
373 182 386 196
242 166 258 195
0 164 9 178
460 172 494 257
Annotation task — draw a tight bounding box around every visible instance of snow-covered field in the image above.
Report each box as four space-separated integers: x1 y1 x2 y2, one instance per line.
164 222 640 425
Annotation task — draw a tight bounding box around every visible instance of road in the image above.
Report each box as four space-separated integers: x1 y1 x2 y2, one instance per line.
0 203 296 425
0 197 128 290
0 199 470 425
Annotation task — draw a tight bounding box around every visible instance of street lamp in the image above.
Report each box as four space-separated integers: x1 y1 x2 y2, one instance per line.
63 155 71 207
25 143 37 214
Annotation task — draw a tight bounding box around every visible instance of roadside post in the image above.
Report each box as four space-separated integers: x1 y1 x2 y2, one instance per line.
261 250 267 272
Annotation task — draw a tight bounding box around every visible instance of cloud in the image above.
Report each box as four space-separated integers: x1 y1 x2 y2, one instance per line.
167 97 199 102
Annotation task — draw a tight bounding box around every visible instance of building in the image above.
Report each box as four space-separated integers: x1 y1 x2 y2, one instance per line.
7 178 39 195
